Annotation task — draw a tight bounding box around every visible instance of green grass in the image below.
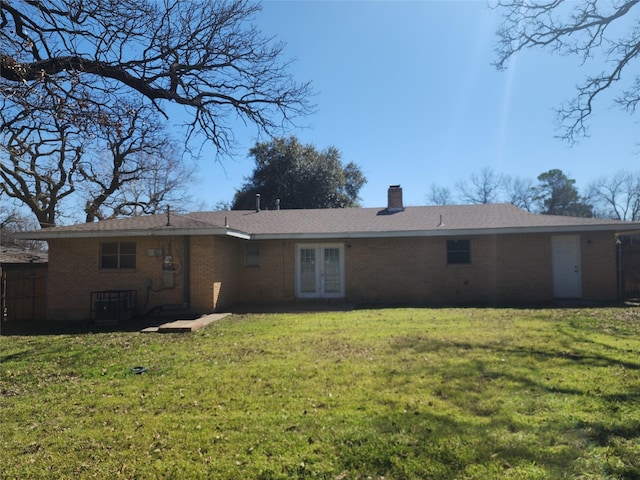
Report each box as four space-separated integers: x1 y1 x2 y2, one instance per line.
2 307 640 479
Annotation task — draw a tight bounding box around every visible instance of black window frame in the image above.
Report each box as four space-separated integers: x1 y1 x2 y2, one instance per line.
244 243 260 267
100 242 136 270
446 239 471 265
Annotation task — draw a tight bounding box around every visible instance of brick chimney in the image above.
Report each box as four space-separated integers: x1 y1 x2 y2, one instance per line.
387 185 404 212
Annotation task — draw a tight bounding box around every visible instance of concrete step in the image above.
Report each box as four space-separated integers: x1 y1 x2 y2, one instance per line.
141 313 230 333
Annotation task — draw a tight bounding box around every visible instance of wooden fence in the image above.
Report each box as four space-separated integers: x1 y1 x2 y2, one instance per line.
621 237 640 301
1 263 47 322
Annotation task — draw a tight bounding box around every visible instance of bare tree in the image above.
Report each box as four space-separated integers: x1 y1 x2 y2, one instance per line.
89 148 195 219
426 183 453 206
588 170 640 221
503 175 536 211
0 201 19 245
0 203 43 249
493 0 640 144
1 86 192 226
455 167 505 204
0 0 312 154
0 91 82 228
1 0 312 227
78 103 194 222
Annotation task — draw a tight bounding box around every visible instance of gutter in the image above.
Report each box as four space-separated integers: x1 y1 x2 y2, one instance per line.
183 235 190 307
13 223 640 242
251 223 640 241
14 227 251 241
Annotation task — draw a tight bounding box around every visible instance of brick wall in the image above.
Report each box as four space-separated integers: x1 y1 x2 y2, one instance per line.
238 240 296 304
189 236 242 312
46 230 621 319
580 231 618 300
344 234 553 305
47 236 187 320
204 232 620 307
47 235 249 320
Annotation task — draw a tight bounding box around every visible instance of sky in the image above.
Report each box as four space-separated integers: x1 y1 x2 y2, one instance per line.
190 0 639 210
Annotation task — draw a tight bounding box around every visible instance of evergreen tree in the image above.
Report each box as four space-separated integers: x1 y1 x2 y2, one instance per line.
534 169 593 217
232 137 366 210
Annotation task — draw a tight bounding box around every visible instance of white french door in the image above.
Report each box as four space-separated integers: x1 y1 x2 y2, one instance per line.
295 244 345 298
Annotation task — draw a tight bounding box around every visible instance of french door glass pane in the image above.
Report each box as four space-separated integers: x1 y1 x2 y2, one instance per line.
323 248 340 293
300 248 316 293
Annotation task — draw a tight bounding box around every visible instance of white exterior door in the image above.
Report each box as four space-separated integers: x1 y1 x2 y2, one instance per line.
552 235 582 298
296 244 345 298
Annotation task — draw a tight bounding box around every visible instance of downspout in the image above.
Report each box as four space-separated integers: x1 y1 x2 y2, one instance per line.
616 235 623 301
183 236 190 307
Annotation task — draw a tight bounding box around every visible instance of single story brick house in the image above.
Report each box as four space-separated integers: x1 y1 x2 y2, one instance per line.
17 186 640 321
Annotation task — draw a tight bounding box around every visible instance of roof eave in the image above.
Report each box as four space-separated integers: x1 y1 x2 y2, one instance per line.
252 223 640 240
14 222 638 241
14 227 251 240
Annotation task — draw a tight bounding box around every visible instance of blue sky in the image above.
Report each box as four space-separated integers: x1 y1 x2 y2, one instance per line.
192 0 639 209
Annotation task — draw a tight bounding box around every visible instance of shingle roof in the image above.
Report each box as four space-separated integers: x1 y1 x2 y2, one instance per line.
0 245 48 264
16 204 640 240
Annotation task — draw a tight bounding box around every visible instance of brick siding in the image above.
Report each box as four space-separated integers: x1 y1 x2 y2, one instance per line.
47 236 187 320
239 240 296 304
45 231 620 320
345 234 552 305
189 236 242 313
580 231 618 300
238 232 619 306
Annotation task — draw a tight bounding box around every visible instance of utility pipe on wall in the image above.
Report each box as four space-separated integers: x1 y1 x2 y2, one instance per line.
183 236 190 307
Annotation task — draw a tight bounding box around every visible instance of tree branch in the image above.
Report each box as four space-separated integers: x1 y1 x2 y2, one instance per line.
492 0 640 143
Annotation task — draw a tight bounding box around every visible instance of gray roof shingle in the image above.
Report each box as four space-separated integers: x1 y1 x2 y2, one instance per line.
16 204 640 240
0 245 48 264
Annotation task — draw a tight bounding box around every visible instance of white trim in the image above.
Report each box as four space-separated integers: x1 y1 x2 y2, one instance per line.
552 235 582 299
295 243 345 299
253 224 640 240
15 227 251 240
15 222 640 242
224 230 252 240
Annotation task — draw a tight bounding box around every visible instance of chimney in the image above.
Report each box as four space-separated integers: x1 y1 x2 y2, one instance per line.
387 185 404 212
255 193 261 212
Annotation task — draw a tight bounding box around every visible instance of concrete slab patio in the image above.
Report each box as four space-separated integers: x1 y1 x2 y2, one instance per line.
141 312 231 333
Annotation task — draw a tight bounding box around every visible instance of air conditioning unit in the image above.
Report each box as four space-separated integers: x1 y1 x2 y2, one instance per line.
91 290 136 326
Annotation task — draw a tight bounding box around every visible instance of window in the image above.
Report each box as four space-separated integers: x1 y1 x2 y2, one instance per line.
101 242 136 269
244 243 260 267
447 239 470 265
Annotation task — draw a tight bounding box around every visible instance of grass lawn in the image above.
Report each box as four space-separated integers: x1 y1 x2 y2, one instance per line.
1 307 640 479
